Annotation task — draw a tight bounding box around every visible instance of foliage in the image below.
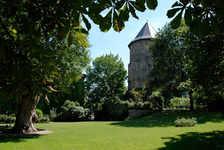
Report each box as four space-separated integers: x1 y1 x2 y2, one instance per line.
86 53 127 109
128 88 163 110
49 109 58 121
128 88 148 103
0 114 16 123
55 100 90 121
148 24 188 104
37 79 89 115
175 117 197 127
167 0 224 37
148 90 164 110
167 0 224 111
1 0 157 131
35 109 43 120
184 34 224 110
38 116 50 123
170 97 190 109
95 97 129 121
0 95 17 114
129 101 153 109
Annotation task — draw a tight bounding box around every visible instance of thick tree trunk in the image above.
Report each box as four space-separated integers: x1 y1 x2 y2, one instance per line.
13 95 40 134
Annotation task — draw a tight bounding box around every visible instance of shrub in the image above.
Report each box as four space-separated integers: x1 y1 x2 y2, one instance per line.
148 90 164 110
55 100 90 121
39 116 50 123
35 109 43 120
129 101 153 110
143 101 153 109
175 117 197 127
50 108 57 121
170 97 190 109
128 88 148 104
95 98 129 121
0 114 16 123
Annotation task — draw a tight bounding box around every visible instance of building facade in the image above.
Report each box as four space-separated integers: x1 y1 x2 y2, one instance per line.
128 22 156 90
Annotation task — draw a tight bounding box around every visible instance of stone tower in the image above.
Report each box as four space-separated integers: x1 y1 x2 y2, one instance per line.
128 22 156 90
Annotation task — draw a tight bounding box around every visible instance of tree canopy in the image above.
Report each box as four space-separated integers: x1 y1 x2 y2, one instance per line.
147 24 188 105
86 53 127 109
0 0 159 133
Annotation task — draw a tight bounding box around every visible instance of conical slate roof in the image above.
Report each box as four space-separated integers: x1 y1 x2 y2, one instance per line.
129 22 156 45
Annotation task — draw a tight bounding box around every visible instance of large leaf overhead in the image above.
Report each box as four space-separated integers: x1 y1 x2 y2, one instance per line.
146 0 158 10
170 10 183 29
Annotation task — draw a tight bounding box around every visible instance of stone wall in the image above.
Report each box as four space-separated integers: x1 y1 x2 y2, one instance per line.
128 39 152 90
128 109 151 119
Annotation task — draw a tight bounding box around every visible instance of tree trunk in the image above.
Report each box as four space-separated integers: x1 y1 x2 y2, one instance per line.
189 90 194 111
13 95 40 134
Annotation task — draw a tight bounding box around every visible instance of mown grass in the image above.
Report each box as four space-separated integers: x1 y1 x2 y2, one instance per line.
0 111 224 150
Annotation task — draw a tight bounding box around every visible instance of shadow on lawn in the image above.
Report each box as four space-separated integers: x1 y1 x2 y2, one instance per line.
158 131 224 150
111 111 224 127
0 126 44 143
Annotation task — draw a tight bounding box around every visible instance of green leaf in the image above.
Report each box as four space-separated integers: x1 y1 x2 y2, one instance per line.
113 12 125 32
180 0 190 5
192 0 201 5
119 3 129 21
67 33 73 47
167 8 181 18
129 5 139 19
132 0 146 12
170 10 183 29
184 7 192 25
146 0 158 10
81 14 91 31
115 1 124 9
99 10 112 32
171 1 182 7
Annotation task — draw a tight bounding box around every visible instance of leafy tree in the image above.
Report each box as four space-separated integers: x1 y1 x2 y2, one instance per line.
0 0 158 133
36 40 90 114
147 24 188 106
184 33 224 110
86 54 127 109
168 0 224 110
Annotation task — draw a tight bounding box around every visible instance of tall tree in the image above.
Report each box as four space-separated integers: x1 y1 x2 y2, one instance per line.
147 24 189 106
168 0 224 110
0 0 158 133
86 54 127 109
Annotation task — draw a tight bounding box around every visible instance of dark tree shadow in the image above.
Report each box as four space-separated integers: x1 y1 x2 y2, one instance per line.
158 131 224 150
111 111 224 127
0 125 44 143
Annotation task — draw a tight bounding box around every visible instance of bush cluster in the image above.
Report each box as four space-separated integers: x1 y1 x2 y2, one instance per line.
39 116 50 123
35 109 50 123
129 101 153 109
35 109 43 120
0 114 16 123
127 89 163 111
54 100 90 121
95 97 129 121
170 97 190 109
175 117 197 127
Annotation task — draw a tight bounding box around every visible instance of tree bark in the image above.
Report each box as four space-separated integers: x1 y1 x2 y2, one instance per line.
13 95 40 134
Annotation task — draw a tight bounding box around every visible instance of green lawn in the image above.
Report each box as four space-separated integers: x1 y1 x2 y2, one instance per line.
1 111 224 150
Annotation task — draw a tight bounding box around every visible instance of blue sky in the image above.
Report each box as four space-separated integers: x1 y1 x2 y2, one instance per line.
88 0 177 70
